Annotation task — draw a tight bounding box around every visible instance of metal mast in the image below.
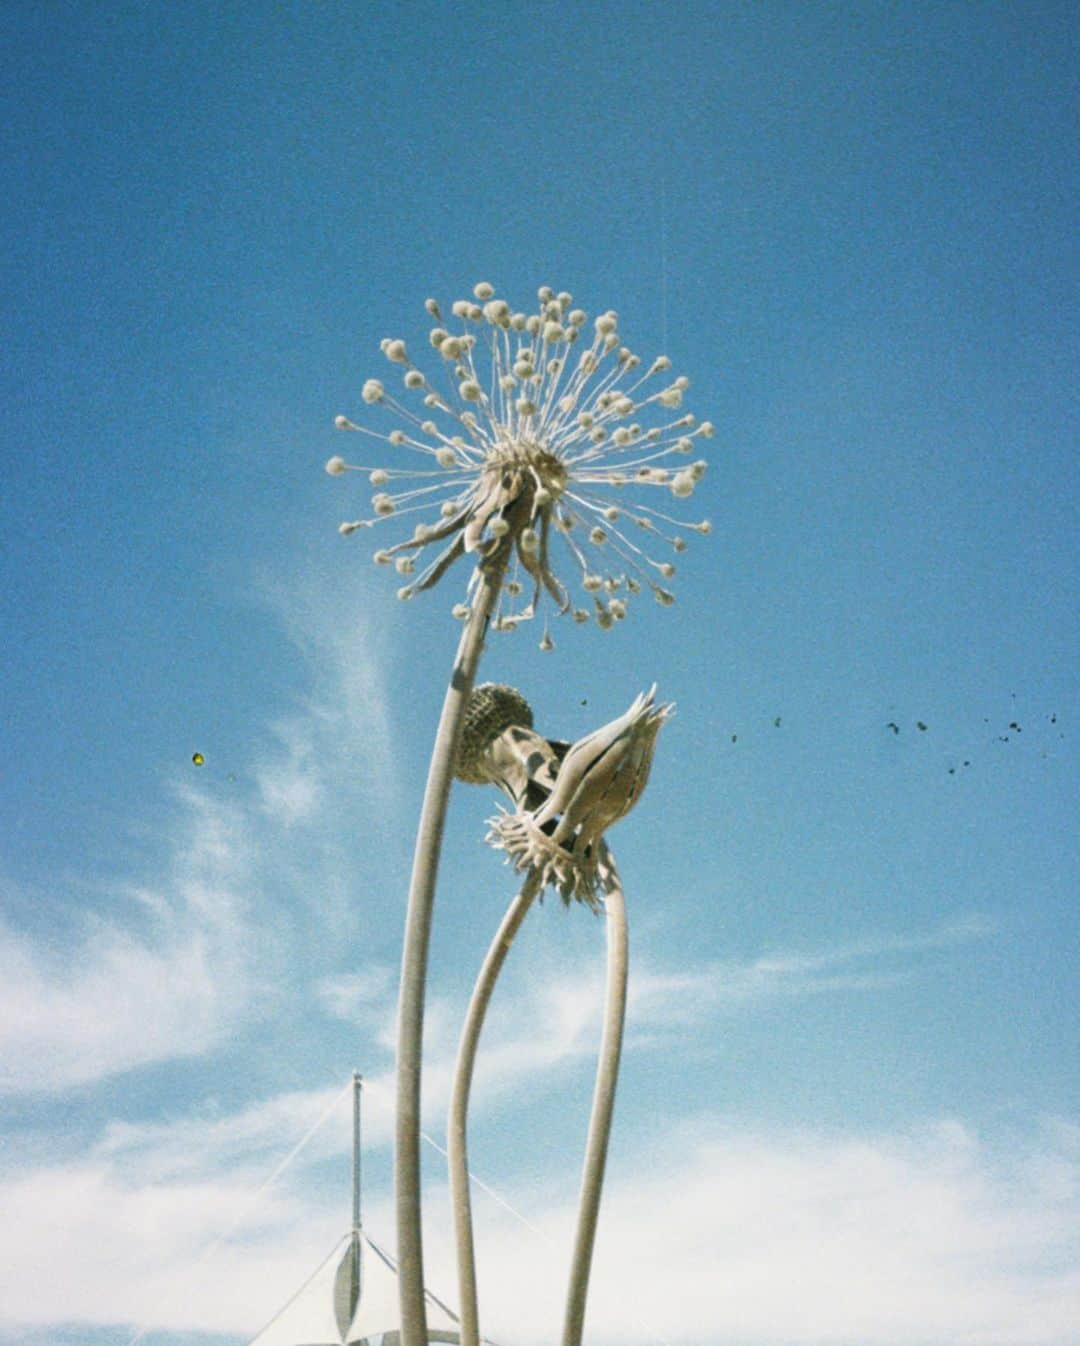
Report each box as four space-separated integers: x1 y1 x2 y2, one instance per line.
350 1070 363 1318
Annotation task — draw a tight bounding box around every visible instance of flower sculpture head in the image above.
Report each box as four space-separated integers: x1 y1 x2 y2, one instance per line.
327 283 713 645
458 684 672 908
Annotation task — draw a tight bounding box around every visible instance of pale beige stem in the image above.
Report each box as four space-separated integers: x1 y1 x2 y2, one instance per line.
562 852 628 1346
396 560 505 1346
449 868 545 1346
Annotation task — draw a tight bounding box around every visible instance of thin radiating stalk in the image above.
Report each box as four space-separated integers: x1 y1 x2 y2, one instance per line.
449 868 545 1346
562 852 629 1346
396 557 507 1346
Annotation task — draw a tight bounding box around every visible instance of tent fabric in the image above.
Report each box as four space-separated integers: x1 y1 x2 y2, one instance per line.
249 1239 354 1346
348 1237 459 1341
248 1232 462 1346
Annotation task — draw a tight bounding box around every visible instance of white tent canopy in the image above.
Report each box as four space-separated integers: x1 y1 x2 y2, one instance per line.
249 1232 462 1346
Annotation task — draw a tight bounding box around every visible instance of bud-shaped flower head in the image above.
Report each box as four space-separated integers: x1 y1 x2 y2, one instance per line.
486 686 672 906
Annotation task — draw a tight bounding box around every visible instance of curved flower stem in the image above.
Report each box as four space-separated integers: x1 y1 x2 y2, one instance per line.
449 867 545 1346
562 850 628 1346
396 557 507 1346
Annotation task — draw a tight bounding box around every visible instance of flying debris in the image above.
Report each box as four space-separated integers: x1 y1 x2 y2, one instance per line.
192 752 205 766
916 721 928 732
886 722 900 735
773 716 782 728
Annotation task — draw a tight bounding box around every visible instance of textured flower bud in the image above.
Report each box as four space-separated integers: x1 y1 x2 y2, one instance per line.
454 683 535 784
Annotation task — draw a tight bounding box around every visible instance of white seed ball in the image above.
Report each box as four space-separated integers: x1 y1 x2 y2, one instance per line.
452 300 470 317
373 549 392 565
488 517 510 538
698 421 715 438
425 297 440 316
499 374 516 391
538 285 554 302
325 455 347 475
675 375 690 390
436 447 457 468
385 340 408 364
525 315 542 334
429 327 448 347
389 429 406 445
510 312 527 330
568 309 587 327
362 379 385 403
421 420 438 436
369 469 389 485
404 370 424 390
543 321 565 343
573 608 590 623
441 500 459 518
459 379 482 401
520 528 539 553
334 415 354 430
657 562 676 578
583 574 603 592
473 281 495 300
516 398 537 416
604 332 619 350
373 494 395 516
452 603 470 619
395 556 415 575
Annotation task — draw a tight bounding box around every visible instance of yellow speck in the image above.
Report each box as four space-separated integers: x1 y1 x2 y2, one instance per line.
192 752 205 766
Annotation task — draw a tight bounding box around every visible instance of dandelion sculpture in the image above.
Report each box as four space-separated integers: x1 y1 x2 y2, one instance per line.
450 683 671 1346
328 283 711 1345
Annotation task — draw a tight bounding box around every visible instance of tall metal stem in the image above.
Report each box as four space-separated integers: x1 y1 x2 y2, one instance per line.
396 559 505 1346
448 869 544 1346
562 855 629 1346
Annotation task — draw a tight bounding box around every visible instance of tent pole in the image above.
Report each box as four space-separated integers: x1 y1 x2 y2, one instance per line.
351 1070 363 1318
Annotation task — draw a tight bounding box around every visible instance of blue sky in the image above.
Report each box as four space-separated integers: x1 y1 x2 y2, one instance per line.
1 3 1077 1343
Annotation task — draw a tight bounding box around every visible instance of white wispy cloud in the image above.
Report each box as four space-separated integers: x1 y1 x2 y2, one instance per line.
1 1111 1076 1346
0 788 253 1094
0 566 398 1097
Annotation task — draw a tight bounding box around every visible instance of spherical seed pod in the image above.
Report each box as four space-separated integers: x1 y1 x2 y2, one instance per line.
369 469 389 485
362 379 385 403
454 682 535 784
325 456 347 475
334 415 355 430
474 281 495 300
385 340 408 364
404 370 425 389
459 379 482 401
436 447 457 468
